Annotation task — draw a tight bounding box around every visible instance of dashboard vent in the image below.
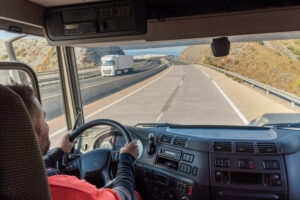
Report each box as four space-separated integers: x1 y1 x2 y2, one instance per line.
258 142 278 153
173 136 188 147
213 141 232 152
160 134 173 144
235 142 254 153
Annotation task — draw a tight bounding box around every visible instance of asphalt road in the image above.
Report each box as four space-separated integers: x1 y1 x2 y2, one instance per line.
41 60 163 120
85 64 245 125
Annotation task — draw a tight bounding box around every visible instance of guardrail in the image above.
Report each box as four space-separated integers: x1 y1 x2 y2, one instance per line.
200 63 300 107
39 60 148 86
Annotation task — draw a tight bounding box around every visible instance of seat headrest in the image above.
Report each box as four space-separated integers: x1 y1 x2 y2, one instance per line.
0 85 50 200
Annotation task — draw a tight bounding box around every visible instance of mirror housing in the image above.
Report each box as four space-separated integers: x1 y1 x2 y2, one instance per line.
211 37 230 57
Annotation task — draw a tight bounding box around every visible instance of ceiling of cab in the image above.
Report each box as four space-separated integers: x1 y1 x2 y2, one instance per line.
27 0 104 7
28 0 300 19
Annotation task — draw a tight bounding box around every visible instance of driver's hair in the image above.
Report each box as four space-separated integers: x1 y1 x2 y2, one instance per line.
7 84 40 120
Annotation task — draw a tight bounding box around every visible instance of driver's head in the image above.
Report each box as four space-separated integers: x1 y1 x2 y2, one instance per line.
8 85 50 155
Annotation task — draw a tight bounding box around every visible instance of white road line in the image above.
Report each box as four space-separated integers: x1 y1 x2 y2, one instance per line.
42 94 61 101
179 80 184 86
155 112 164 123
201 70 210 78
211 80 249 125
86 65 174 119
50 127 67 139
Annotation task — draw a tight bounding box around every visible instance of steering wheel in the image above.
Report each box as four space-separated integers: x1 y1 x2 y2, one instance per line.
65 119 132 188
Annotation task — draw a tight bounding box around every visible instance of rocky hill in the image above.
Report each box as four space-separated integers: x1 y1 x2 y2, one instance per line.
0 37 124 73
178 40 300 96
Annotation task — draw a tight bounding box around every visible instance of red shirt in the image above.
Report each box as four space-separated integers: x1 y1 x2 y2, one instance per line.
48 175 142 200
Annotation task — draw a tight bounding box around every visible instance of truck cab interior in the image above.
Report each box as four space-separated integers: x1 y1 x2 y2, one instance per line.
2 0 300 200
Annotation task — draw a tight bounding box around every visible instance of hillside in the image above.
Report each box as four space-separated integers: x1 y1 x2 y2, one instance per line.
178 40 300 96
0 37 124 73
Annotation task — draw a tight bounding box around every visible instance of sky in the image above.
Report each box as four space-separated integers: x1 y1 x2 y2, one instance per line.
124 46 187 57
0 30 187 57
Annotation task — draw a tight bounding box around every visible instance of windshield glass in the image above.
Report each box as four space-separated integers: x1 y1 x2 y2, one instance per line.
74 38 300 127
101 60 115 66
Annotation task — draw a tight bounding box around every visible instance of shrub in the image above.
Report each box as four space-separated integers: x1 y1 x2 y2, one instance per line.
288 57 293 64
257 41 264 46
294 39 300 45
296 77 300 87
234 60 240 65
204 56 215 66
297 57 300 61
288 45 295 52
250 47 255 52
275 51 281 56
1 54 8 60
293 48 300 55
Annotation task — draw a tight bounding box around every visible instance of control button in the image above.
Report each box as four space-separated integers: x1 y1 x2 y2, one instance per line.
239 159 255 169
188 186 193 195
264 174 282 186
186 166 191 174
215 158 230 168
263 160 280 170
215 171 223 182
192 166 198 176
249 160 255 169
190 155 194 162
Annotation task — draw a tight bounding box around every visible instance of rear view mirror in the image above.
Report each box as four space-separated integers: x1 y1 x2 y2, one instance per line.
211 37 230 57
0 62 41 103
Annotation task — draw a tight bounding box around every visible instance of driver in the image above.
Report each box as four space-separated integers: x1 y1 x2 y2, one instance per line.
8 85 141 200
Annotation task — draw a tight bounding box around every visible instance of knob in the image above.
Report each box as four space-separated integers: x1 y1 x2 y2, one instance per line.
147 133 156 155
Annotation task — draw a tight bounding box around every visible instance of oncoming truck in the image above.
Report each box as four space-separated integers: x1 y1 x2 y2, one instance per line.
100 55 134 76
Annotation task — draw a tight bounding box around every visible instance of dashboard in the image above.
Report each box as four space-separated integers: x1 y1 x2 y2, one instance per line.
78 124 300 200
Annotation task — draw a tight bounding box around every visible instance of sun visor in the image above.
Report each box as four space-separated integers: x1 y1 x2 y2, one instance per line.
45 0 147 46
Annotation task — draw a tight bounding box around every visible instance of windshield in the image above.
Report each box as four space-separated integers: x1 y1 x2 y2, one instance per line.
101 60 115 66
1 30 299 129
74 38 299 127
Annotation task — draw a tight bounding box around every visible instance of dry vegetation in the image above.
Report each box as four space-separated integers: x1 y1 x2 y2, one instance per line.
178 40 300 96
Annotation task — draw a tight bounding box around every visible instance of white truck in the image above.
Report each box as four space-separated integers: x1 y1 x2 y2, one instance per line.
100 55 134 76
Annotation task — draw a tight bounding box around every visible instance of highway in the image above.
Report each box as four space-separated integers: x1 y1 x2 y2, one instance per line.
48 62 295 147
41 59 163 120
85 64 246 125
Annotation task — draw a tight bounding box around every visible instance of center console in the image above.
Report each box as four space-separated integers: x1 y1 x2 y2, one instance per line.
210 141 288 200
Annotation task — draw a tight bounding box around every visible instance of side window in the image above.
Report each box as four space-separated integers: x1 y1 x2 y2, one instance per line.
0 30 67 147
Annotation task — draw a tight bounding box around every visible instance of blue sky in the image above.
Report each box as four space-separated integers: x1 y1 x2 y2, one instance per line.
0 30 20 38
0 30 187 57
124 46 187 57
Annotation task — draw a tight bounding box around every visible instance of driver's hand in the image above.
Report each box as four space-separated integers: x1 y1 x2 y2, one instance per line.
56 134 77 153
120 141 139 160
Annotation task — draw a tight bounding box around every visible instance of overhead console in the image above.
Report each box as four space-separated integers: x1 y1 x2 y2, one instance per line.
45 0 146 46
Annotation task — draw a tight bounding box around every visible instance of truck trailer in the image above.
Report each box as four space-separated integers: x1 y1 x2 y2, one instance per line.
100 55 134 76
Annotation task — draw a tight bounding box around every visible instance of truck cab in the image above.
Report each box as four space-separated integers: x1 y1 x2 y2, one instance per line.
2 0 300 200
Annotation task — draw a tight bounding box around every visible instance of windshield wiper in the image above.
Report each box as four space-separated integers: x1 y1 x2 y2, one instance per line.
262 122 300 128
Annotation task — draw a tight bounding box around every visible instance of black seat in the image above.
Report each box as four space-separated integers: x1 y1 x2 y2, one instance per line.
0 85 50 200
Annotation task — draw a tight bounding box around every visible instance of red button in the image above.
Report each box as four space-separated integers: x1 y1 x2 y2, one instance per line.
188 186 193 195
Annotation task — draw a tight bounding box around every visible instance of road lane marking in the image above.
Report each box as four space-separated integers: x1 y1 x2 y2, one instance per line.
179 80 183 86
86 65 174 119
211 80 249 125
201 70 211 78
50 127 67 139
155 112 164 122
